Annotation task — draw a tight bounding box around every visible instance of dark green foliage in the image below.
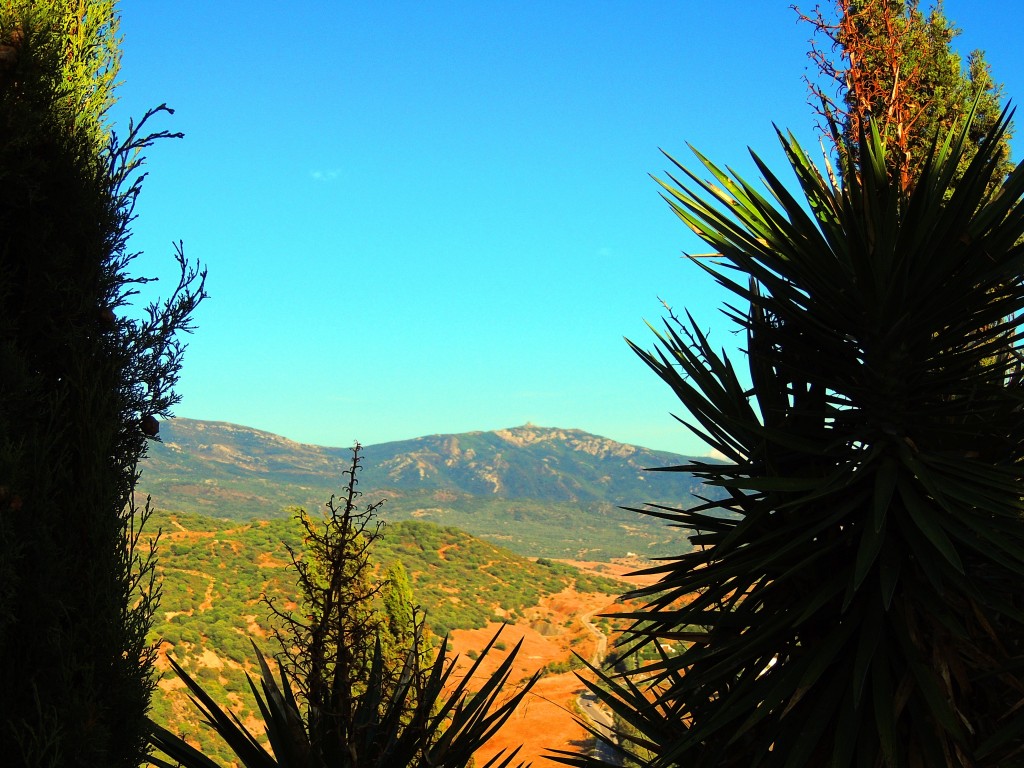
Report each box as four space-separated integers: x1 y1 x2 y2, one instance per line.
385 496 687 561
801 0 1012 189
376 520 622 636
541 656 585 676
381 561 418 663
145 508 621 652
610 713 655 768
552 111 1024 767
0 3 204 765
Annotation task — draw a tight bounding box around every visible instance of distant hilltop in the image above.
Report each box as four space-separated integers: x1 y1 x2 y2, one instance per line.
140 418 721 560
148 418 709 504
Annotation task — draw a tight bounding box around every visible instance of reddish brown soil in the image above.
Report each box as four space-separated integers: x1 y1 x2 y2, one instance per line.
156 514 663 764
446 559 669 764
446 588 623 765
559 557 663 588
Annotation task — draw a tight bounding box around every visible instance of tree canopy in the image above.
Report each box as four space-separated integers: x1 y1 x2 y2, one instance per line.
798 0 1012 189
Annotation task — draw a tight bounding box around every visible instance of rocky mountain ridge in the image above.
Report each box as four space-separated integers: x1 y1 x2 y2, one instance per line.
151 419 704 502
140 418 717 560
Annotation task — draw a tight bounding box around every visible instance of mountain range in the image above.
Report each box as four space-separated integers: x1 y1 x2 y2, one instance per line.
139 419 718 560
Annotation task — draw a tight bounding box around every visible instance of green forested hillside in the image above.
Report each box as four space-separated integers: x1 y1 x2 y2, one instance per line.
147 508 623 763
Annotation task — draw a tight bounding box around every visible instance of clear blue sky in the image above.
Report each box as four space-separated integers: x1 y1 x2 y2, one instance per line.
112 1 1024 455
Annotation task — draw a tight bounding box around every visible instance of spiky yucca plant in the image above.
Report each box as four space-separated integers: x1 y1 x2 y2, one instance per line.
148 630 533 768
552 111 1024 767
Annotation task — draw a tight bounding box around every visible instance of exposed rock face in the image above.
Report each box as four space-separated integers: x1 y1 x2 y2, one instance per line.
362 423 697 503
142 419 720 560
153 418 707 504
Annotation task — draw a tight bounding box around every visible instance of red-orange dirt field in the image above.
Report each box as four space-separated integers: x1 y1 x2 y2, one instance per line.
446 559 660 765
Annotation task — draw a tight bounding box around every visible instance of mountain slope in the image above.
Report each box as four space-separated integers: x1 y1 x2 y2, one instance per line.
140 419 716 559
148 508 626 765
362 423 700 502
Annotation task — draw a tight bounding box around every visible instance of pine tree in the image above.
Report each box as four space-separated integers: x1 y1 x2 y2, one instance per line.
798 0 1012 190
0 3 205 765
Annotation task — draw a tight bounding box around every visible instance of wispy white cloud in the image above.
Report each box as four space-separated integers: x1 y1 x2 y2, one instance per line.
310 169 340 182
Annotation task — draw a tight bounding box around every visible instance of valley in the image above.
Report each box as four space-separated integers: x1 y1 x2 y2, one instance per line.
140 419 700 763
146 508 658 764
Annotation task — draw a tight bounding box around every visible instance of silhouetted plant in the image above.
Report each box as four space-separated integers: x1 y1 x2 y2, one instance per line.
552 108 1024 767
265 445 393 731
0 3 204 765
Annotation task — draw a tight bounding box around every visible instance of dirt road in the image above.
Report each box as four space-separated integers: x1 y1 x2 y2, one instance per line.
577 608 622 765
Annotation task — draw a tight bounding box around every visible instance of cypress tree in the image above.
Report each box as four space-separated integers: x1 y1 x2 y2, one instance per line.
798 0 1012 190
0 3 204 765
382 561 416 653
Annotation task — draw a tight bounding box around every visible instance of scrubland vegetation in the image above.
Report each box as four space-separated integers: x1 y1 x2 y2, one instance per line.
6 1 1024 766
